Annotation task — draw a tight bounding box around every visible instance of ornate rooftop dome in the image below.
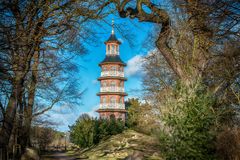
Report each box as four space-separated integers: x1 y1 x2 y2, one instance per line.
99 55 126 66
104 33 121 44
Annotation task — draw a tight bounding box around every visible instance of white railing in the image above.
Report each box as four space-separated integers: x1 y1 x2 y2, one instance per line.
99 103 125 109
101 71 124 77
100 87 124 92
106 51 119 55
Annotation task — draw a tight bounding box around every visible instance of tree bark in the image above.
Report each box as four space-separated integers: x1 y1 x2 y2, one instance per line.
114 0 187 81
18 51 40 158
0 77 24 160
155 26 188 81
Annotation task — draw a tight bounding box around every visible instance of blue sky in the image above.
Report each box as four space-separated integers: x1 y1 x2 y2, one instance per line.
45 15 155 132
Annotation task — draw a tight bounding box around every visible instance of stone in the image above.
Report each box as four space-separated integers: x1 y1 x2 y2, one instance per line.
21 148 40 160
124 151 144 160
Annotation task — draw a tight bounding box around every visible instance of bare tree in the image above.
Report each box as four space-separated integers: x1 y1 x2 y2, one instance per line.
0 0 109 159
142 49 175 103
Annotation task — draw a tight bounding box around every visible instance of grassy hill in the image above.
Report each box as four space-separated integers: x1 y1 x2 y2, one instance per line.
68 129 162 160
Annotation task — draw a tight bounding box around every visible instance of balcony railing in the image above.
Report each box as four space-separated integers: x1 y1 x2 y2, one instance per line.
99 103 125 109
100 87 124 92
101 71 124 77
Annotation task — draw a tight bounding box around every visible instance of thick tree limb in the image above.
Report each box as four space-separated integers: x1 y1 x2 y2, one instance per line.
111 0 185 80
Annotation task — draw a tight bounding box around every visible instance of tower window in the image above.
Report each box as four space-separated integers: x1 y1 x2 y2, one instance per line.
102 82 107 87
111 44 115 54
116 45 119 54
102 97 107 103
120 81 123 87
110 114 116 119
110 97 116 104
107 45 110 54
120 66 123 72
110 81 116 87
102 66 107 71
111 66 117 72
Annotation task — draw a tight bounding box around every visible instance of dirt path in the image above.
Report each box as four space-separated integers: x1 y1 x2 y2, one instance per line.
41 151 78 160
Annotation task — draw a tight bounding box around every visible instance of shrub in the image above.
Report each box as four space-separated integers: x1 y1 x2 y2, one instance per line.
126 98 156 134
69 114 95 148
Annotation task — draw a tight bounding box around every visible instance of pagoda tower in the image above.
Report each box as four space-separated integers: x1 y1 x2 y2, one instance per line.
96 20 127 120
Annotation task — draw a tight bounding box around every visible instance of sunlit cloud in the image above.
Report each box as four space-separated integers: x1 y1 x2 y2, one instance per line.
91 79 98 85
118 38 124 43
125 55 144 77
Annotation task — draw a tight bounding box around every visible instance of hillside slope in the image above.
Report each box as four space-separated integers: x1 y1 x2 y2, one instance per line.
72 129 162 160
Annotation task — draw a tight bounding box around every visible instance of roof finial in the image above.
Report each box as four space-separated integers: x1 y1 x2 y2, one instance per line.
111 18 114 34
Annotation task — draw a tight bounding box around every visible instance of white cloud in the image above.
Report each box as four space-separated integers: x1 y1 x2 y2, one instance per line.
118 38 124 44
125 49 160 77
125 55 145 77
39 108 78 131
91 79 98 85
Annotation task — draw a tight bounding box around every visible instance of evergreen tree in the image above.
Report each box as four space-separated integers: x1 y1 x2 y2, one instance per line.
69 114 125 148
158 82 223 159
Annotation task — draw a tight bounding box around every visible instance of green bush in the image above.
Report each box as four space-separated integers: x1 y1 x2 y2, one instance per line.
125 98 156 134
69 114 125 148
125 98 142 128
158 82 222 159
69 114 95 148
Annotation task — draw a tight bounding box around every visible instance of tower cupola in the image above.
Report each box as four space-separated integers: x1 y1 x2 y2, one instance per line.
104 19 121 55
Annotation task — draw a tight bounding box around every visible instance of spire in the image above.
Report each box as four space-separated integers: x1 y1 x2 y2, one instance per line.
111 18 114 34
104 18 121 44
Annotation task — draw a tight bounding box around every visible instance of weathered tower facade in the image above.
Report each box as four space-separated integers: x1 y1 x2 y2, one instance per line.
96 21 127 120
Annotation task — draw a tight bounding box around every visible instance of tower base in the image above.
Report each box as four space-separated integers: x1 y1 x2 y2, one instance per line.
97 109 127 121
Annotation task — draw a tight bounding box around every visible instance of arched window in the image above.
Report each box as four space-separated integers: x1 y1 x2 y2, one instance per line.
111 66 117 71
110 114 116 120
101 113 105 119
110 81 116 88
110 97 116 104
102 97 107 103
111 44 115 54
120 81 123 87
107 45 110 54
116 45 119 55
102 82 107 87
119 66 123 72
111 66 117 76
102 66 107 71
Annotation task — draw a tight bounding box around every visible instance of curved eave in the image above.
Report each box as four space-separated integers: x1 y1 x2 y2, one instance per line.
104 41 121 45
97 92 128 96
98 77 127 81
96 109 127 113
104 33 122 44
99 62 127 66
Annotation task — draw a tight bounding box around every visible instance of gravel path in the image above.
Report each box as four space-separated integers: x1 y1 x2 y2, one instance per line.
41 151 77 160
